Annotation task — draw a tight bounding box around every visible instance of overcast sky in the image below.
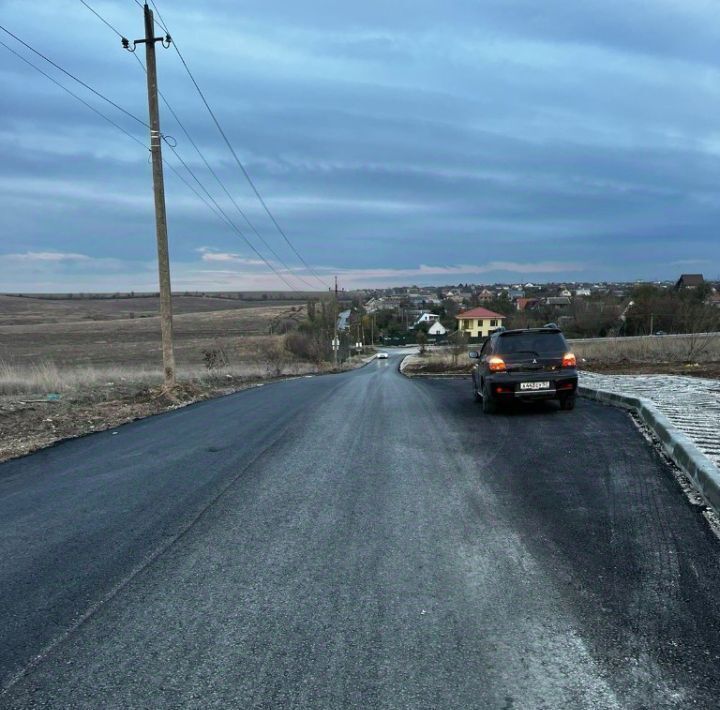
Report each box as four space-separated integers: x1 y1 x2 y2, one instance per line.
1 0 719 291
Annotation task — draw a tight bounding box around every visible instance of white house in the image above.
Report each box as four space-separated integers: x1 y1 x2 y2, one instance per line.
427 321 447 336
415 312 440 326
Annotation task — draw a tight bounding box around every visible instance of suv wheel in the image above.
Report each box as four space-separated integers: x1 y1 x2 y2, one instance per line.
481 381 497 414
559 394 576 411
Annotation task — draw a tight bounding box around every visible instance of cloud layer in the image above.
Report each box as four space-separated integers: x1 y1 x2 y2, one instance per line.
1 0 719 290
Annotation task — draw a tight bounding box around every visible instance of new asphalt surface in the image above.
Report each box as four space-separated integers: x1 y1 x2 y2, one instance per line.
2 355 720 708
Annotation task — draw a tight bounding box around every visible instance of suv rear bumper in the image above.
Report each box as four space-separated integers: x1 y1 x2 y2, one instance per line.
485 369 578 400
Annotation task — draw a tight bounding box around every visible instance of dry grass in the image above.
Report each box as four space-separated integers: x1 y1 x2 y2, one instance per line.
0 358 332 397
570 334 720 363
402 348 472 375
403 335 720 378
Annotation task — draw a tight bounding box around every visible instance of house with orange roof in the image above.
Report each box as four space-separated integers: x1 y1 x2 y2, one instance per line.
455 307 506 339
515 297 540 312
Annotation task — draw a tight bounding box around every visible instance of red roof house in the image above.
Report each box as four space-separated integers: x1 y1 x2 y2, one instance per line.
455 307 506 338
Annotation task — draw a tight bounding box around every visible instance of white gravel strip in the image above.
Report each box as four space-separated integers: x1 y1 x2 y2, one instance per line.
580 372 720 470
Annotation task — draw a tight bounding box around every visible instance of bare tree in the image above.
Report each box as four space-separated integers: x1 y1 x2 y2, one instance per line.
449 330 469 366
677 300 719 360
416 330 428 356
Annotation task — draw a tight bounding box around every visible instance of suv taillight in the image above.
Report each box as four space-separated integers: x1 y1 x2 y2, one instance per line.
562 352 576 368
488 356 506 372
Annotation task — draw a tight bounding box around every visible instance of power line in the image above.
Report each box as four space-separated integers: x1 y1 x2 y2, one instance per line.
78 1 314 291
1 33 301 293
1 36 204 208
147 0 330 290
75 0 308 292
79 0 319 290
0 23 148 130
79 0 125 39
1 36 225 222
165 144 300 291
0 38 147 151
1 35 221 235
130 52 319 291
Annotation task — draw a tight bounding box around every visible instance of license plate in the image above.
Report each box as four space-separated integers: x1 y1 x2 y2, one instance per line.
519 381 550 391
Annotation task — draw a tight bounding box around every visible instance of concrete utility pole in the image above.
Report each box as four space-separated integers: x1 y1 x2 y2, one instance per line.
125 5 176 388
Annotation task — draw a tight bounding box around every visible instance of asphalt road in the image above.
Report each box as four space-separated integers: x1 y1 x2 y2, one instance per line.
2 356 720 708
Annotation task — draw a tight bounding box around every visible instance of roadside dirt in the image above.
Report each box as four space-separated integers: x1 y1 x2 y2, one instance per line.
0 357 374 464
0 377 261 463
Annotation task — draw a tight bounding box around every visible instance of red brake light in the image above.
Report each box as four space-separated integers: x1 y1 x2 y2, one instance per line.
562 352 576 368
488 356 506 372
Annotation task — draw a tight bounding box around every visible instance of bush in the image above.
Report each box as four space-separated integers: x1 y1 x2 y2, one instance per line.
202 348 229 371
255 339 288 377
285 331 328 363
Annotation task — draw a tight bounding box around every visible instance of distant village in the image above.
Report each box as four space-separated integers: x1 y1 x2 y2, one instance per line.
341 274 720 344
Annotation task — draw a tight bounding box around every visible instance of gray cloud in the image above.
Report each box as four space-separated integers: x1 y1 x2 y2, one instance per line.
1 0 719 290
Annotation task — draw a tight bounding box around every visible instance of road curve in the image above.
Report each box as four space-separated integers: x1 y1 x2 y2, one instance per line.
2 356 720 708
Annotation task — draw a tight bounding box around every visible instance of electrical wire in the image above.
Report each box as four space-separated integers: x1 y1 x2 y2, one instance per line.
130 52 320 290
165 144 300 291
79 0 126 40
0 36 220 235
147 0 330 290
72 2 231 223
0 23 148 130
77 0 312 290
0 38 146 151
77 0 308 290
90 0 319 289
1 34 301 292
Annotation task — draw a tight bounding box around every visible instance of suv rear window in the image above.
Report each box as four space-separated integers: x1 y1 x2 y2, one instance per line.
495 331 567 355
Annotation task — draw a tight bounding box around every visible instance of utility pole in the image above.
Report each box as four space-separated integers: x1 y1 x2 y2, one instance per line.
332 275 339 367
125 5 175 388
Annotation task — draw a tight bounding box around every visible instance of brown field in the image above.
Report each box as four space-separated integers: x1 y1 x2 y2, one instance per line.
0 292 307 325
0 294 306 369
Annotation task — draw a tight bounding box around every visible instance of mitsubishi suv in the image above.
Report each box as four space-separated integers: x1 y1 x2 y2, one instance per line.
469 326 578 413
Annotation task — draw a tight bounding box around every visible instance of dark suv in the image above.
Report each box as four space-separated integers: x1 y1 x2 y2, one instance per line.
469 326 578 413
